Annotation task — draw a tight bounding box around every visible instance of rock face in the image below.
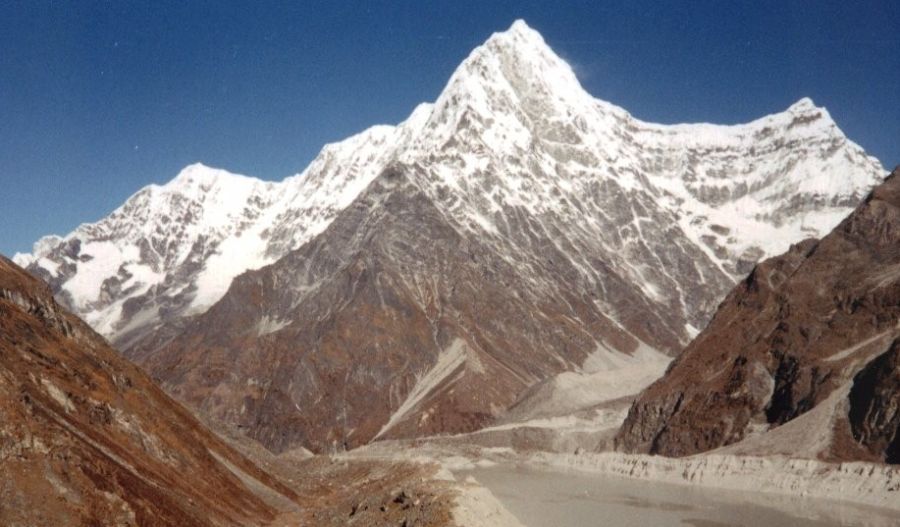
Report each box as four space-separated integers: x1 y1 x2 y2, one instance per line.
617 167 900 463
142 165 668 453
14 21 885 453
849 341 900 463
0 256 298 526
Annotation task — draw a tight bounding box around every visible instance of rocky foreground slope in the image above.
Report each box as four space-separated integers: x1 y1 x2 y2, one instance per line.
15 21 885 454
0 255 303 526
617 167 900 463
0 255 494 527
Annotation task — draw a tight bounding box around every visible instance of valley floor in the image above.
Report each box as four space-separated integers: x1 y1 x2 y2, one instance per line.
209 415 518 527
192 347 900 527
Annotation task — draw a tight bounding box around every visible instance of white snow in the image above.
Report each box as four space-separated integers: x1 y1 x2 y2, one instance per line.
192 235 272 312
36 257 60 278
61 241 131 308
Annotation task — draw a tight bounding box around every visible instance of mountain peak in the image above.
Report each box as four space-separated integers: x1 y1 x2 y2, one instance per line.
777 96 841 139
170 162 237 185
788 96 819 112
428 18 588 138
163 163 265 197
507 18 535 34
490 19 546 47
477 19 574 79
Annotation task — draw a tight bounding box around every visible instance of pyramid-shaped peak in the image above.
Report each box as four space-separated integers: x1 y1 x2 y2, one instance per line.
430 19 588 119
787 97 822 113
774 97 840 137
508 19 534 32
480 19 560 62
495 19 545 43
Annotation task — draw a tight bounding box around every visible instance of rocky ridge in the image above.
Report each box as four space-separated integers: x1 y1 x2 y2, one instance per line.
616 166 900 463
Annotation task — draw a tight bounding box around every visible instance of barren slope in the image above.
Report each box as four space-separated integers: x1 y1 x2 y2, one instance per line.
0 256 299 526
617 167 900 462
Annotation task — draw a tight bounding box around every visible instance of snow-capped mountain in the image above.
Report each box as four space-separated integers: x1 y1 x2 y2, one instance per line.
14 107 431 350
14 20 885 452
16 21 882 355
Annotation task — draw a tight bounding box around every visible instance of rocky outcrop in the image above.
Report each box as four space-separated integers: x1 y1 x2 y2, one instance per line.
616 167 900 462
0 256 299 526
848 341 900 463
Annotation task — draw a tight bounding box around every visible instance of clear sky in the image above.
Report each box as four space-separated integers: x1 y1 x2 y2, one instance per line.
2 1 898 257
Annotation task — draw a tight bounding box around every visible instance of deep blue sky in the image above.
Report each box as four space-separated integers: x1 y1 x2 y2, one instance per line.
2 1 898 257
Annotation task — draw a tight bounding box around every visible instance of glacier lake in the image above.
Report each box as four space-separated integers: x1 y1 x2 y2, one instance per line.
460 465 900 527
